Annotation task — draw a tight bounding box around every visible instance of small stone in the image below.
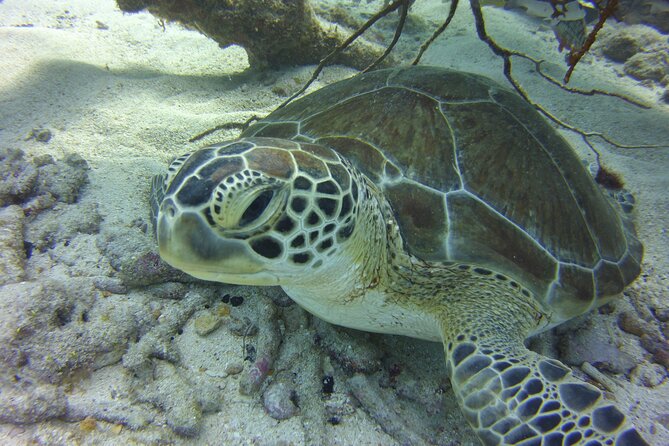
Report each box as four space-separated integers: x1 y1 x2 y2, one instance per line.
263 382 297 420
630 362 667 387
224 362 244 376
618 312 647 337
79 416 97 432
194 312 222 336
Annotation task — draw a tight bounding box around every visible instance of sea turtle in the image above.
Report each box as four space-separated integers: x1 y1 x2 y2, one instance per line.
151 66 647 445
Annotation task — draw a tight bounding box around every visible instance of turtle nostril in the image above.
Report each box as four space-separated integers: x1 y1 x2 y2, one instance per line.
163 202 176 218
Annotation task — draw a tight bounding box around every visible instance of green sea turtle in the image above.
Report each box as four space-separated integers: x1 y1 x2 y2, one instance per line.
151 66 647 445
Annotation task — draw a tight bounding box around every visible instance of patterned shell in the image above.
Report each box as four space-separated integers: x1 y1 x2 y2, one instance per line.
241 66 642 320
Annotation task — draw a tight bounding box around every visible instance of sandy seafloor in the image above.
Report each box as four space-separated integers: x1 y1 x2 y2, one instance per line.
0 0 668 445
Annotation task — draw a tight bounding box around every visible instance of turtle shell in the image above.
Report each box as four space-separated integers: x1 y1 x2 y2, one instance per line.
241 66 642 320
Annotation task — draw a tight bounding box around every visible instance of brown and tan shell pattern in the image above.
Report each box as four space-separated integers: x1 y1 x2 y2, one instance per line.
242 66 642 322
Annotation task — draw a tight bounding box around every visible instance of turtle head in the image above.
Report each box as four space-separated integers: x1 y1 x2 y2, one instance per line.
152 138 360 286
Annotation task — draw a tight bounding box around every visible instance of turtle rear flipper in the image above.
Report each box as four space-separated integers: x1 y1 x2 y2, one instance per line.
438 316 648 445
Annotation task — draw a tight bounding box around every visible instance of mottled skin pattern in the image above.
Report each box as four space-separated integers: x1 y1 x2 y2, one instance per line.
151 67 647 445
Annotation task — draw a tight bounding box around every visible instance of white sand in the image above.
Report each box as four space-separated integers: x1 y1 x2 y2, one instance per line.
0 0 667 444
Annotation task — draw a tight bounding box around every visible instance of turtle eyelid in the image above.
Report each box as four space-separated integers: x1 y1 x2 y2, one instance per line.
239 190 275 227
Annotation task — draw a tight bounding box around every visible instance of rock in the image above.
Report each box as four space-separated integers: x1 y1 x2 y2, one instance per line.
624 50 669 83
324 392 356 418
27 202 102 251
596 25 662 63
557 318 639 374
140 361 202 437
237 295 281 394
0 205 26 284
640 335 669 369
26 128 53 143
194 312 222 336
314 318 381 373
0 382 67 423
617 0 669 33
0 149 89 211
101 226 190 287
618 311 648 337
263 381 298 420
630 362 667 387
0 279 144 384
224 362 244 376
269 287 294 307
122 290 207 375
347 374 426 445
35 153 89 204
0 148 38 206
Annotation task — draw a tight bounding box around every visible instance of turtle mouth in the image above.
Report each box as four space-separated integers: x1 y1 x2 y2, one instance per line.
157 202 267 280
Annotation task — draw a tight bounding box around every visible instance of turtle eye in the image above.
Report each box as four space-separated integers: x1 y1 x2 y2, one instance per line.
239 190 274 227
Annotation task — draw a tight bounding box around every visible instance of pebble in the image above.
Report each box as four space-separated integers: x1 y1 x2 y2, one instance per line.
224 362 244 376
194 312 222 336
230 295 244 307
262 382 298 420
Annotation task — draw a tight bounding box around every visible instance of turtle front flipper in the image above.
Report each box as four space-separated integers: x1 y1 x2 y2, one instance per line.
438 319 648 445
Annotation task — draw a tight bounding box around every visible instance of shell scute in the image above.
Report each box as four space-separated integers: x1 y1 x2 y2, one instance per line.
549 264 595 318
385 181 447 260
593 260 626 297
242 66 641 315
302 88 461 191
446 192 557 296
245 147 294 179
388 65 492 102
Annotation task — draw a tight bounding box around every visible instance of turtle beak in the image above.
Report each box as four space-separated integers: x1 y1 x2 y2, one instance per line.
156 198 272 283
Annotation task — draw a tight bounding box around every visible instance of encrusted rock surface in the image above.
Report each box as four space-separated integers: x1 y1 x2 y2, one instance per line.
0 205 26 284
